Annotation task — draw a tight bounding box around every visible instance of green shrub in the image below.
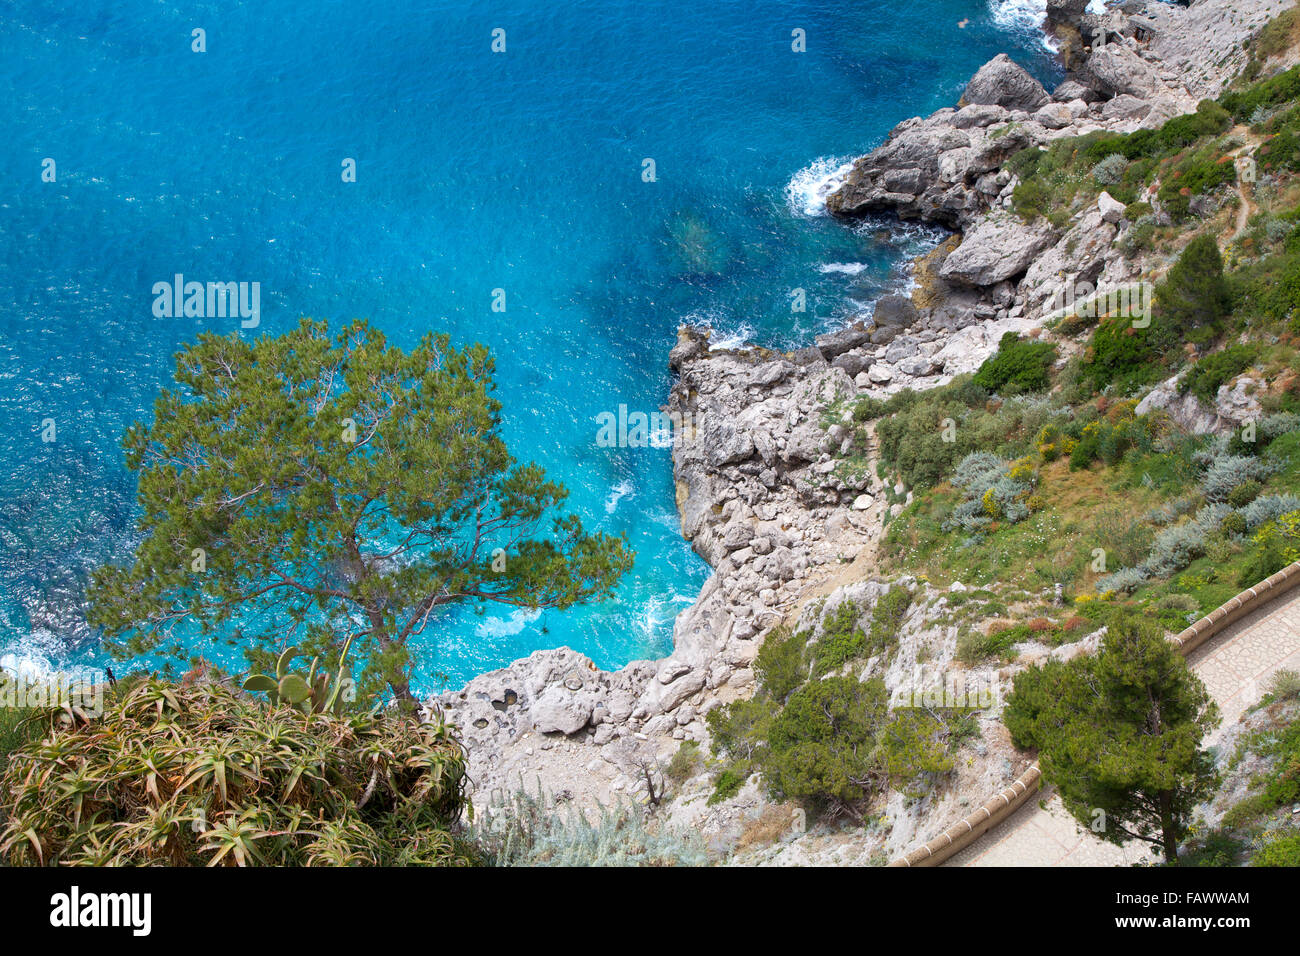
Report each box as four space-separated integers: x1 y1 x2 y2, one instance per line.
1081 100 1232 164
868 586 914 657
0 679 475 866
705 696 776 762
1228 480 1263 509
763 676 889 817
1220 510 1248 538
972 333 1057 394
1156 235 1231 344
1181 345 1258 403
754 626 807 702
1079 314 1171 394
1156 146 1238 223
956 626 1019 665
810 601 866 678
1222 65 1300 122
707 764 749 806
1255 834 1300 867
1012 176 1053 221
666 740 701 784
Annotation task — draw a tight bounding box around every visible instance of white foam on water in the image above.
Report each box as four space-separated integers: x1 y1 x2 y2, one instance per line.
474 607 542 640
634 592 696 645
605 478 636 513
989 0 1109 49
699 318 758 351
785 155 856 218
818 262 870 276
0 629 73 682
989 0 1047 32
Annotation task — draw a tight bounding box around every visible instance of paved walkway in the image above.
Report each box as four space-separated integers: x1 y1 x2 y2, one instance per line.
946 587 1300 866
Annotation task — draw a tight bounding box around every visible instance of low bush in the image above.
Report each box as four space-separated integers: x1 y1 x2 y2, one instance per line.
1202 455 1274 502
474 784 706 866
0 679 475 866
1181 345 1259 403
971 333 1057 394
1256 834 1300 867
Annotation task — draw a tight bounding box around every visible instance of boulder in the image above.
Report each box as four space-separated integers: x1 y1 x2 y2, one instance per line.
961 55 1050 112
531 685 595 735
870 324 902 345
1097 191 1126 224
1053 78 1100 103
1086 44 1164 99
873 294 919 328
815 323 872 359
951 104 1010 129
1033 102 1075 130
701 408 755 466
938 215 1054 286
831 351 870 378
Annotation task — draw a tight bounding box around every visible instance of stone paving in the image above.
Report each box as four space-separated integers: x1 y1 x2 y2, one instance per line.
945 588 1300 867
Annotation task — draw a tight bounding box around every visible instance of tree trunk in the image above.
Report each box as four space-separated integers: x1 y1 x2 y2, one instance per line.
1158 790 1179 865
367 606 417 709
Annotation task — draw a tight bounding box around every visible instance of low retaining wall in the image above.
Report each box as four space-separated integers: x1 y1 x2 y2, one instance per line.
889 560 1300 867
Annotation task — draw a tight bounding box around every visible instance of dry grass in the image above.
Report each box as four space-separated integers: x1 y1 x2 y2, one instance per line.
1255 7 1300 64
736 803 800 850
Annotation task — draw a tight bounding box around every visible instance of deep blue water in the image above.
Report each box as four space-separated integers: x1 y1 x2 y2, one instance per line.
0 1 1059 693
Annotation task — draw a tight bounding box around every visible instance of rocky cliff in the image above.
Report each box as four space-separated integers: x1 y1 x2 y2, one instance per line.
435 0 1291 858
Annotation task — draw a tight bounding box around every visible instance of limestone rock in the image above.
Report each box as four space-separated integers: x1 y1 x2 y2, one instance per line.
938 215 1054 287
961 54 1050 112
1097 191 1126 224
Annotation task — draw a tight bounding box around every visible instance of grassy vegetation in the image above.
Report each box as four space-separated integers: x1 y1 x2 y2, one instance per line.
704 588 976 821
1180 672 1300 866
861 67 1300 655
1008 100 1234 227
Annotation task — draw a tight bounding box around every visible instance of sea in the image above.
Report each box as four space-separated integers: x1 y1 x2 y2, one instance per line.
0 0 1064 693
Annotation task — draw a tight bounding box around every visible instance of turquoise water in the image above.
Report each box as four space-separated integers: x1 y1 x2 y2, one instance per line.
0 1 1059 693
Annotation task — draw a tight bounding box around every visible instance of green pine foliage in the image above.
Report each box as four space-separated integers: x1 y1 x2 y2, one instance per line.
1180 344 1259 403
1004 614 1220 863
86 318 634 702
1156 235 1232 344
705 587 962 822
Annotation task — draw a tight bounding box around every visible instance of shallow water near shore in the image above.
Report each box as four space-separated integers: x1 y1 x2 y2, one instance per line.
0 1 1059 693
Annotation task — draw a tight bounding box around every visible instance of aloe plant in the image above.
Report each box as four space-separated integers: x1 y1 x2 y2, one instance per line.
241 636 356 714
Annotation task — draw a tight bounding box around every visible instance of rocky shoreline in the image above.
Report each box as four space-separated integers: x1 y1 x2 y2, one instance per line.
436 0 1291 854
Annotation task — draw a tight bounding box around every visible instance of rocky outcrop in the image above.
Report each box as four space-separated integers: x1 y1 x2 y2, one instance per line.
438 328 892 811
824 105 1038 229
430 0 1293 856
938 214 1055 286
1135 373 1266 435
1129 0 1296 99
961 54 1051 111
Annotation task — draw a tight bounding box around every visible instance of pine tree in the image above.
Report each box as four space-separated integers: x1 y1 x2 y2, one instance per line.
89 319 633 702
1004 614 1220 863
1155 233 1231 342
